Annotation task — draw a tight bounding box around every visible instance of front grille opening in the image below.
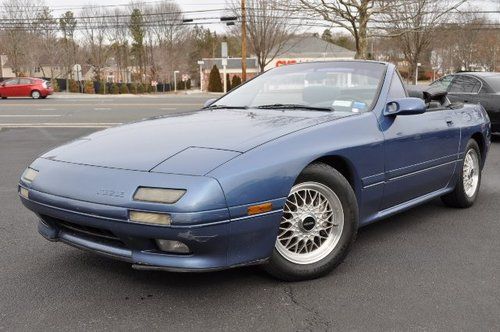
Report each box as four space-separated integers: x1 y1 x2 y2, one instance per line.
40 215 126 248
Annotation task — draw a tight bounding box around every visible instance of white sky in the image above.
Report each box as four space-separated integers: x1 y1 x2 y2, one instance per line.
9 0 500 32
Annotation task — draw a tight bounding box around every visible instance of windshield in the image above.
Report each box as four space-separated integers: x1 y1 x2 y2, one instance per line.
211 61 387 113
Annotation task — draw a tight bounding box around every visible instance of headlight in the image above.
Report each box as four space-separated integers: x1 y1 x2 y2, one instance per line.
22 168 38 183
129 211 172 226
133 187 186 204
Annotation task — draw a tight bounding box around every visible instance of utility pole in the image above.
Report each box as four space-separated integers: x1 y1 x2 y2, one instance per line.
241 0 247 82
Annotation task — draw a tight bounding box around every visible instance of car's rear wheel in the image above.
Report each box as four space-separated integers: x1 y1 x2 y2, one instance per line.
264 163 358 281
441 139 482 208
31 90 41 99
1 96 6 99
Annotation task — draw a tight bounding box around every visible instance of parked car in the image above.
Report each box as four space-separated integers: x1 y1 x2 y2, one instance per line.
19 61 491 281
430 72 500 133
0 77 54 99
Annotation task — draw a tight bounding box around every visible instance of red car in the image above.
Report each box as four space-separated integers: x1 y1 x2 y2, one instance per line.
0 77 54 99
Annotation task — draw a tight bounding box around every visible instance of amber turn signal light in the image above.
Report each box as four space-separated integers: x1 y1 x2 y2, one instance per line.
247 202 273 216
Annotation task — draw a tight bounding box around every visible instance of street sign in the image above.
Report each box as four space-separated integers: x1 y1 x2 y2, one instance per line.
72 64 82 81
221 42 228 58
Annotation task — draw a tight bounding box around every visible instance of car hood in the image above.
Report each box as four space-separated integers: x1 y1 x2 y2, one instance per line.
42 109 351 174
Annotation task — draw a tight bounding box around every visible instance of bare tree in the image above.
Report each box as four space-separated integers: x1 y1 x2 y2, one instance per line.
35 6 60 79
107 8 130 83
381 0 465 82
0 0 44 76
146 0 187 82
80 5 111 81
450 11 493 72
60 11 78 81
294 0 399 59
231 0 298 72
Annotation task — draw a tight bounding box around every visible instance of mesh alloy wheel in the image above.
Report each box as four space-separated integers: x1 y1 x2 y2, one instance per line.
276 182 344 265
463 148 480 198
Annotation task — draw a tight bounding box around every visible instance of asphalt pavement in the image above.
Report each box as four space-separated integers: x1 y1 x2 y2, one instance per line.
0 95 499 331
0 93 212 127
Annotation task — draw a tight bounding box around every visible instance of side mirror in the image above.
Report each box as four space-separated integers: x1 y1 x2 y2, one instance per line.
385 97 426 116
203 98 217 108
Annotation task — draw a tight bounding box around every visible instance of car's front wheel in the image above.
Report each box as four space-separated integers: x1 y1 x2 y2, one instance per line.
31 90 41 99
265 163 358 281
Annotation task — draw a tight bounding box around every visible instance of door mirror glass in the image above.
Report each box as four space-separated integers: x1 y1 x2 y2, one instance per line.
385 98 426 116
203 98 217 108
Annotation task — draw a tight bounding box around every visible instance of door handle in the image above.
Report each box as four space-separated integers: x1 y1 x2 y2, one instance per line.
446 119 454 126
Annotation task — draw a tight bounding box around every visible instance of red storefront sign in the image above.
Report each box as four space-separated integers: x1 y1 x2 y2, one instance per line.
276 59 297 67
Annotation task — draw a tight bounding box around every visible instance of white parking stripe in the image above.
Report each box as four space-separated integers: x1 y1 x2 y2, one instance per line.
0 115 62 117
0 123 121 128
94 108 112 111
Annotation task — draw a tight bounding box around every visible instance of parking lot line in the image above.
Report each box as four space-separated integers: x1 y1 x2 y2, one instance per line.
0 114 62 117
0 122 121 128
0 103 201 107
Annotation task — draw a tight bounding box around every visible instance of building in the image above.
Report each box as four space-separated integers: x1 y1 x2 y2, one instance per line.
198 36 356 91
0 54 66 80
264 35 356 71
199 58 259 92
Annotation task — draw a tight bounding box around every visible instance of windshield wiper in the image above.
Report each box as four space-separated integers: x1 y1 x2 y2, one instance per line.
256 104 334 112
204 104 248 110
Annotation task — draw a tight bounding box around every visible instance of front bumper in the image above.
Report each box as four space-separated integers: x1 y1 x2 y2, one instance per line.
21 189 282 271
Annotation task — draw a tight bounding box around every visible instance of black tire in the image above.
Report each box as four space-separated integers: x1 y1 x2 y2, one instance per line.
31 90 41 99
1 96 6 99
441 139 482 208
264 163 359 281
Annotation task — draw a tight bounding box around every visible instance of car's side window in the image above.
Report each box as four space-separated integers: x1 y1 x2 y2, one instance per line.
449 76 482 94
4 79 19 86
387 72 407 100
19 78 31 85
432 75 453 90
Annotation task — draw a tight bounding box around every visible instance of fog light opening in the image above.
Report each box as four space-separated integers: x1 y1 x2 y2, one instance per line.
19 187 29 199
129 211 172 226
156 239 191 254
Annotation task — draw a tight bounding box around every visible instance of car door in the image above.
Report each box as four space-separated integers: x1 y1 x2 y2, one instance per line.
446 75 482 105
381 72 460 210
18 78 33 97
1 78 20 96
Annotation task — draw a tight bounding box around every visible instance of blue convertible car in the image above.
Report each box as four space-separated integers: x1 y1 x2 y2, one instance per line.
19 61 491 280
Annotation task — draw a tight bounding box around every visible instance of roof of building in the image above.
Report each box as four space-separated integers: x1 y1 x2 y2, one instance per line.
201 58 258 70
277 35 356 59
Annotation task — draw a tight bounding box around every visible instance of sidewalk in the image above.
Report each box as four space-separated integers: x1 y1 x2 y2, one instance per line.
52 90 223 99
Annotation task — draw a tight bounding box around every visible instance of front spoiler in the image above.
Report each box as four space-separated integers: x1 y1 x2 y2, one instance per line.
26 193 282 272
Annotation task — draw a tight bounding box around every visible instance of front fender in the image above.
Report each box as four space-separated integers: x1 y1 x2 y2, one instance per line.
208 112 385 220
